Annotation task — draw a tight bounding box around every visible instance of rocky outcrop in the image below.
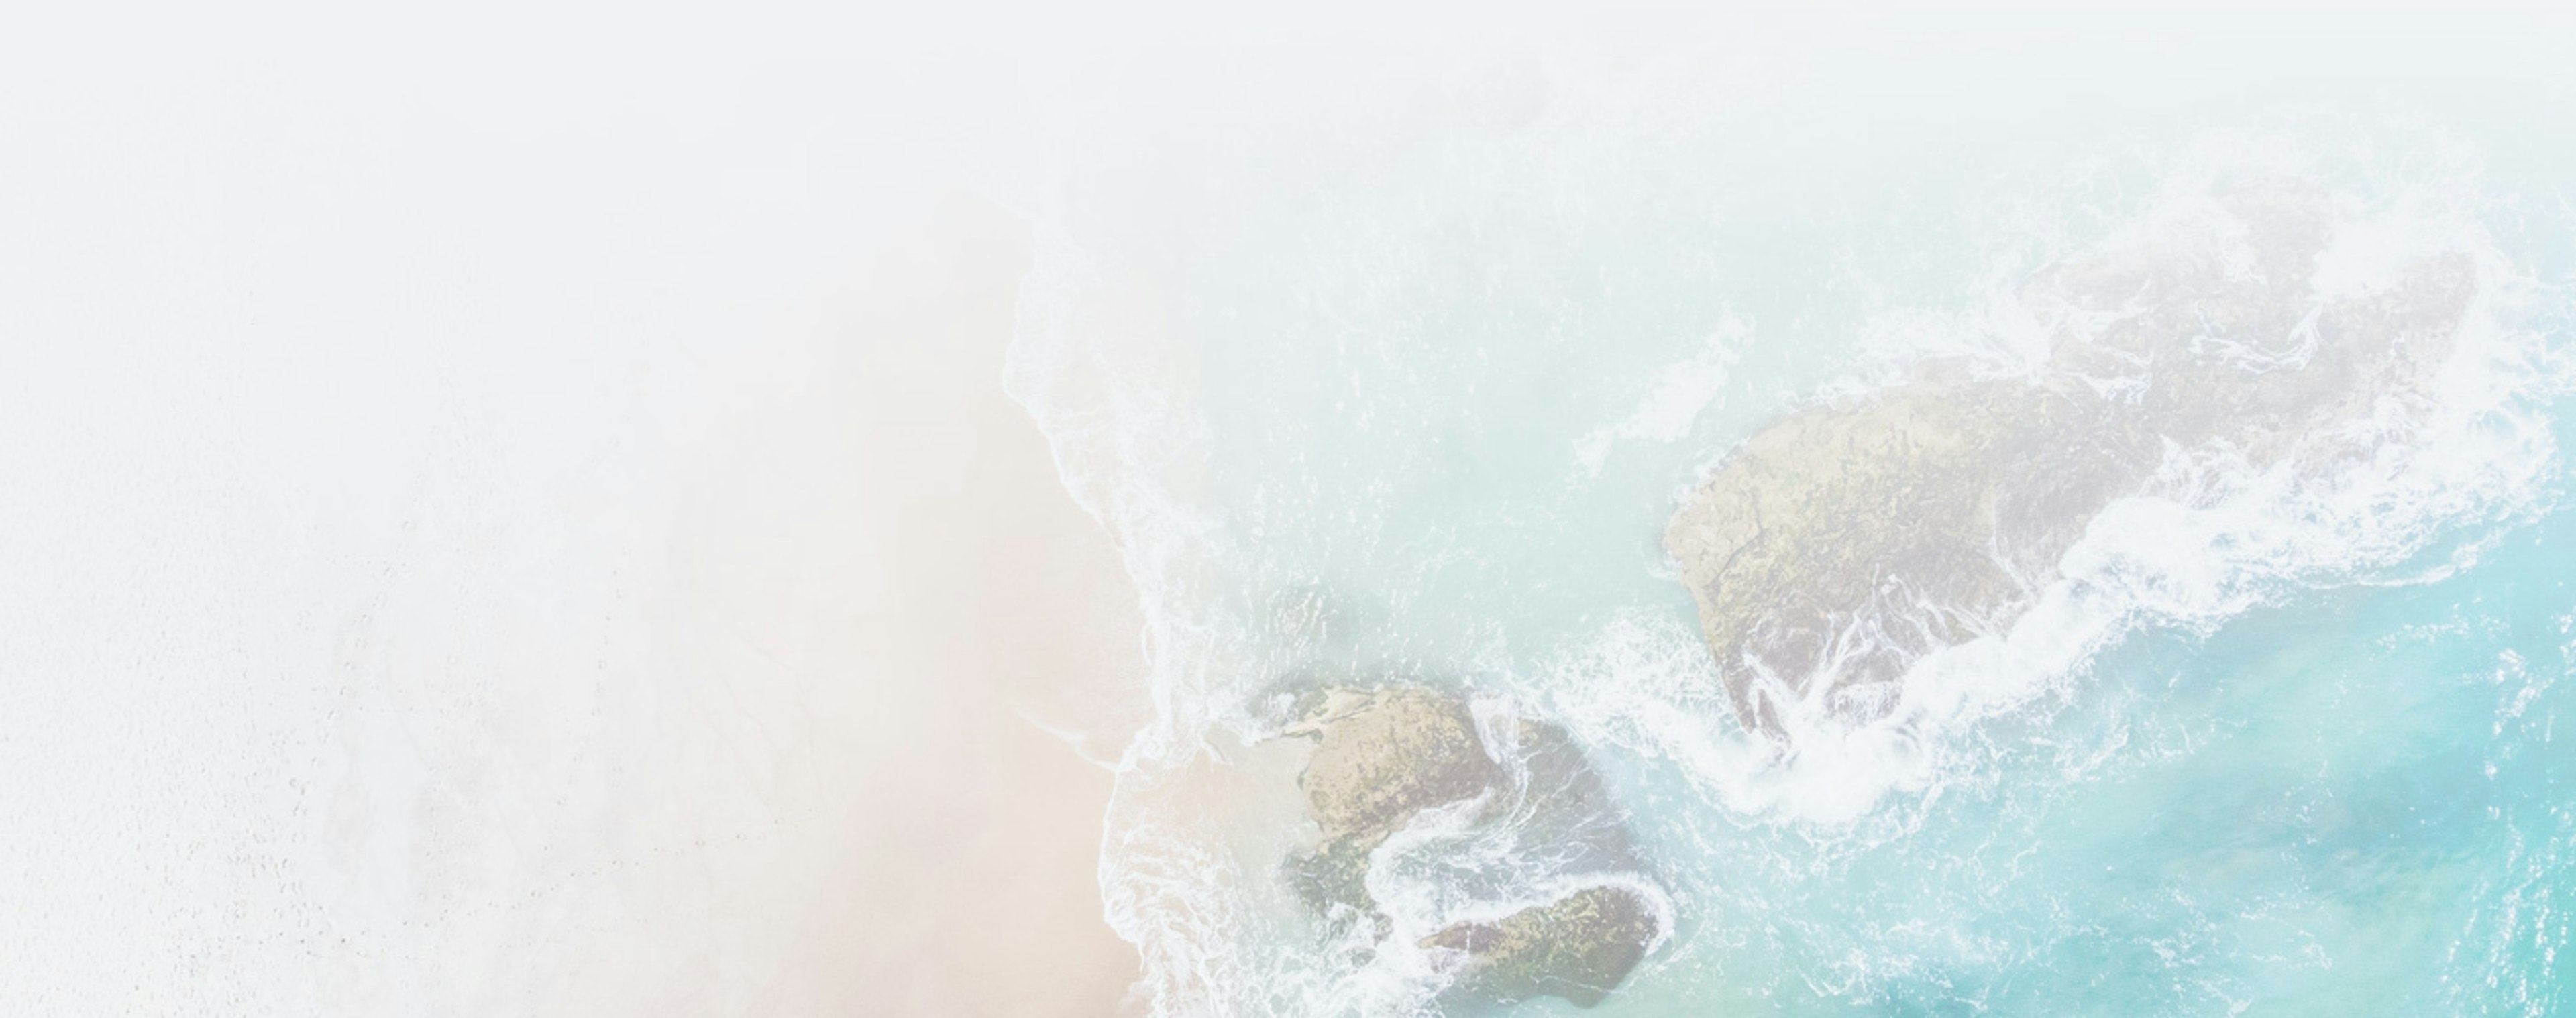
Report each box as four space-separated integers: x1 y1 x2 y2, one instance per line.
1419 885 1661 1008
1666 183 2480 733
1664 369 2156 730
1282 686 1501 921
1279 685 1662 1007
1287 687 1500 852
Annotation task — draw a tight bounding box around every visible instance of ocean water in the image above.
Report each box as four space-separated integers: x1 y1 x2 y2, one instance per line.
1010 20 2576 1016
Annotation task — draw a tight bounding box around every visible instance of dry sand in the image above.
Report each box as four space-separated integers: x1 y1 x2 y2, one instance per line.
780 185 1148 1017
0 71 1148 1015
565 188 1149 1015
0 9 1392 1015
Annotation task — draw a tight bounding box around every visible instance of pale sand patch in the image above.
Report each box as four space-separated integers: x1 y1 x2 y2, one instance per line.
814 188 1150 1018
530 186 1148 1015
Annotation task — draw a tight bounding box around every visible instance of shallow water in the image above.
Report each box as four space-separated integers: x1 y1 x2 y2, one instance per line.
1013 19 2576 1015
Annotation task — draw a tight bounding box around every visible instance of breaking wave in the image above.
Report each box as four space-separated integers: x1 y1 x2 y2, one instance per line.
1010 117 2576 1015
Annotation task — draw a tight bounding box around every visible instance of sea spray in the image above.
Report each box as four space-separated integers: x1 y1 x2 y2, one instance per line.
1012 86 2576 1013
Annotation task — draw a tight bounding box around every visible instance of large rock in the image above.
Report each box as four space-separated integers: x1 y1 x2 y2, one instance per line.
1279 685 1661 1007
1419 885 1662 1008
1664 369 2153 729
1286 687 1500 850
1281 686 1500 923
1666 184 2479 733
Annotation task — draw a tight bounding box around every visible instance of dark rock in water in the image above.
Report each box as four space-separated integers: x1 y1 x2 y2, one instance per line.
1666 183 2481 734
1493 715 1642 879
1420 885 1661 1009
1278 685 1662 1007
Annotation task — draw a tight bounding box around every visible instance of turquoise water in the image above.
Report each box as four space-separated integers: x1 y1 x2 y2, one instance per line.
1014 20 2576 1016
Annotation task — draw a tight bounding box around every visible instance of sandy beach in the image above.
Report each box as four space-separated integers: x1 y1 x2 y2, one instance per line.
0 12 1146 1013
517 176 1152 1014
543 190 1148 1015
647 182 1149 1017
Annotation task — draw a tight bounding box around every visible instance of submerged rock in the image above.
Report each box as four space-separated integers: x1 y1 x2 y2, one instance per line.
1666 183 2481 734
1278 684 1662 1007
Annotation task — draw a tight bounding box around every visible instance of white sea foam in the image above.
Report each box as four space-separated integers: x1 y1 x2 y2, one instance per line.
1573 321 1746 477
1014 129 2574 1012
1564 164 2569 828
